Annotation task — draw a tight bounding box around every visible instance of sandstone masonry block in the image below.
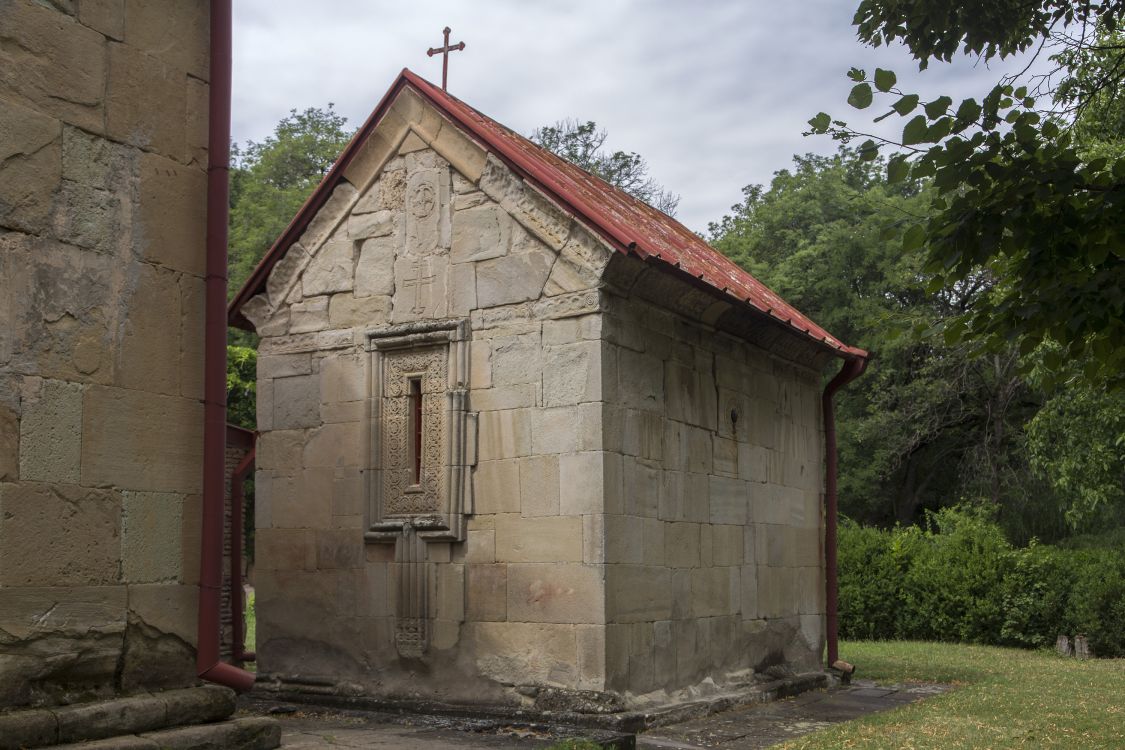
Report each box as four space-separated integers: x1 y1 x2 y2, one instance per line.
121 491 183 582
137 151 206 276
495 514 582 563
81 386 202 493
0 482 121 586
0 99 62 234
520 454 559 516
19 378 82 483
0 0 106 132
506 563 604 624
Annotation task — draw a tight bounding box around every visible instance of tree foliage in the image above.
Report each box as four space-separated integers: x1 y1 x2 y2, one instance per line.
531 119 681 216
228 105 355 295
708 146 1119 539
810 1 1125 389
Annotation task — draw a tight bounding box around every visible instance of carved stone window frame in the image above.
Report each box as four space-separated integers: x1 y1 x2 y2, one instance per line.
364 318 475 544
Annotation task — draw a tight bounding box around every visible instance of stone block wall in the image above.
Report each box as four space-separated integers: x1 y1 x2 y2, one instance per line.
599 277 827 699
0 0 208 707
247 91 617 705
245 88 830 710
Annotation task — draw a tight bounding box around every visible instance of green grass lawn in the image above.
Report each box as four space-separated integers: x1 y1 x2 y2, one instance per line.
244 590 256 655
779 641 1125 749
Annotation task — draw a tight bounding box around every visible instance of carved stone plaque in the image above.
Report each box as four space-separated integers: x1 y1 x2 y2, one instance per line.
382 345 447 516
365 319 476 543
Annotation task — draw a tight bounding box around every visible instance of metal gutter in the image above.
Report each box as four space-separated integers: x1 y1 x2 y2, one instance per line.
822 356 868 669
198 0 254 692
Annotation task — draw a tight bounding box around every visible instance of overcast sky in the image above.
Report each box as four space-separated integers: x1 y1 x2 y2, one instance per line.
231 1 1037 233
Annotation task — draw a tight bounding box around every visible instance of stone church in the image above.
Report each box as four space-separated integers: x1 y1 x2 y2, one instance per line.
229 69 868 713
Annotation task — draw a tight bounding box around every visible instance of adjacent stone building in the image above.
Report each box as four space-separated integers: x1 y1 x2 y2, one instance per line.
230 70 867 712
0 0 210 706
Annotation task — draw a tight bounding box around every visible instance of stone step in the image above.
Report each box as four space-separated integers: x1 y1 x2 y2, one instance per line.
46 717 281 749
0 685 243 750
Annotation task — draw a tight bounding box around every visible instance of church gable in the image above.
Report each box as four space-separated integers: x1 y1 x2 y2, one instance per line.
238 89 614 337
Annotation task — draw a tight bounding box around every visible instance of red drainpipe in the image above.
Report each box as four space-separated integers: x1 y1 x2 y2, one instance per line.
230 442 256 664
822 356 867 668
198 0 255 692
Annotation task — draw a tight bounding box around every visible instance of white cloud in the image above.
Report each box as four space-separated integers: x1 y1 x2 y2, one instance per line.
232 0 1041 232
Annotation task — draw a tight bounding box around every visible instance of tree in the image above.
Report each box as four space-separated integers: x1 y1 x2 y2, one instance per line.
709 147 1061 540
228 105 355 295
531 119 680 216
226 105 354 426
1025 345 1125 530
808 1 1125 389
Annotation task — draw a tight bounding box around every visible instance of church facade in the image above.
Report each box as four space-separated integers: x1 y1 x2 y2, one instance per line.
230 70 867 711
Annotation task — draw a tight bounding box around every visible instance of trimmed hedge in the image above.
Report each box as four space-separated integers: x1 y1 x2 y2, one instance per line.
838 507 1125 657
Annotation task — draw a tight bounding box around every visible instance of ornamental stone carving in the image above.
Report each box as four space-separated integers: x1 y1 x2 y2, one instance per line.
365 319 475 543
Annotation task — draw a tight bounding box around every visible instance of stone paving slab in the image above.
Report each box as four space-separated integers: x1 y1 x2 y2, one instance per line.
238 698 631 749
239 679 950 749
636 680 952 749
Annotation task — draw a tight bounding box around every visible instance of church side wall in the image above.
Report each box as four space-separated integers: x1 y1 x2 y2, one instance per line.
249 124 616 706
600 281 826 700
0 1 209 707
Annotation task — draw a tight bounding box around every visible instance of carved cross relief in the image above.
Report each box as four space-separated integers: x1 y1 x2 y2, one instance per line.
365 319 476 657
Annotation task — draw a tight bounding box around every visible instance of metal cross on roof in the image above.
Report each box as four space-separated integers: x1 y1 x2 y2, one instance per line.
426 26 465 92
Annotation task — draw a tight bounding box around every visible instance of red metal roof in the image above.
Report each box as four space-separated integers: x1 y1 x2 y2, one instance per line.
229 69 866 360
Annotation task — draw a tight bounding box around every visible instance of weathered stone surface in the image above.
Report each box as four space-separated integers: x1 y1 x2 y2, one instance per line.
0 708 56 750
55 691 166 743
81 385 203 493
520 454 559 516
106 42 185 160
469 621 578 687
118 264 182 396
451 204 511 263
272 374 320 430
466 564 507 621
543 228 612 297
122 0 208 79
543 341 601 406
354 167 405 215
475 243 555 308
137 152 206 275
302 236 355 297
0 0 106 132
328 293 390 328
506 563 604 624
19 377 82 482
0 99 62 234
288 295 330 334
473 458 520 514
51 178 125 254
79 0 125 39
476 409 532 461
495 514 583 563
479 154 571 251
348 209 395 240
391 254 449 322
120 491 182 582
299 182 358 264
0 482 121 586
353 234 396 297
559 452 604 516
605 565 672 623
138 717 282 750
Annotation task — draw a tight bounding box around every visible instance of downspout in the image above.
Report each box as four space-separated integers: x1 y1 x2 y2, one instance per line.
822 356 867 670
231 441 256 664
198 0 255 692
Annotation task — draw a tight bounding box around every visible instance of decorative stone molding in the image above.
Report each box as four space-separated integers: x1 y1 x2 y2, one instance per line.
364 318 476 544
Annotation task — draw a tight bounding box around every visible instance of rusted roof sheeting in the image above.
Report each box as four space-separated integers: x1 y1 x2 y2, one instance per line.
229 69 866 360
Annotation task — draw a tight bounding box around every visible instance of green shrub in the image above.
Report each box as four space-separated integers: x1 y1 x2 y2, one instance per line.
897 507 1011 643
837 520 905 640
838 507 1125 657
